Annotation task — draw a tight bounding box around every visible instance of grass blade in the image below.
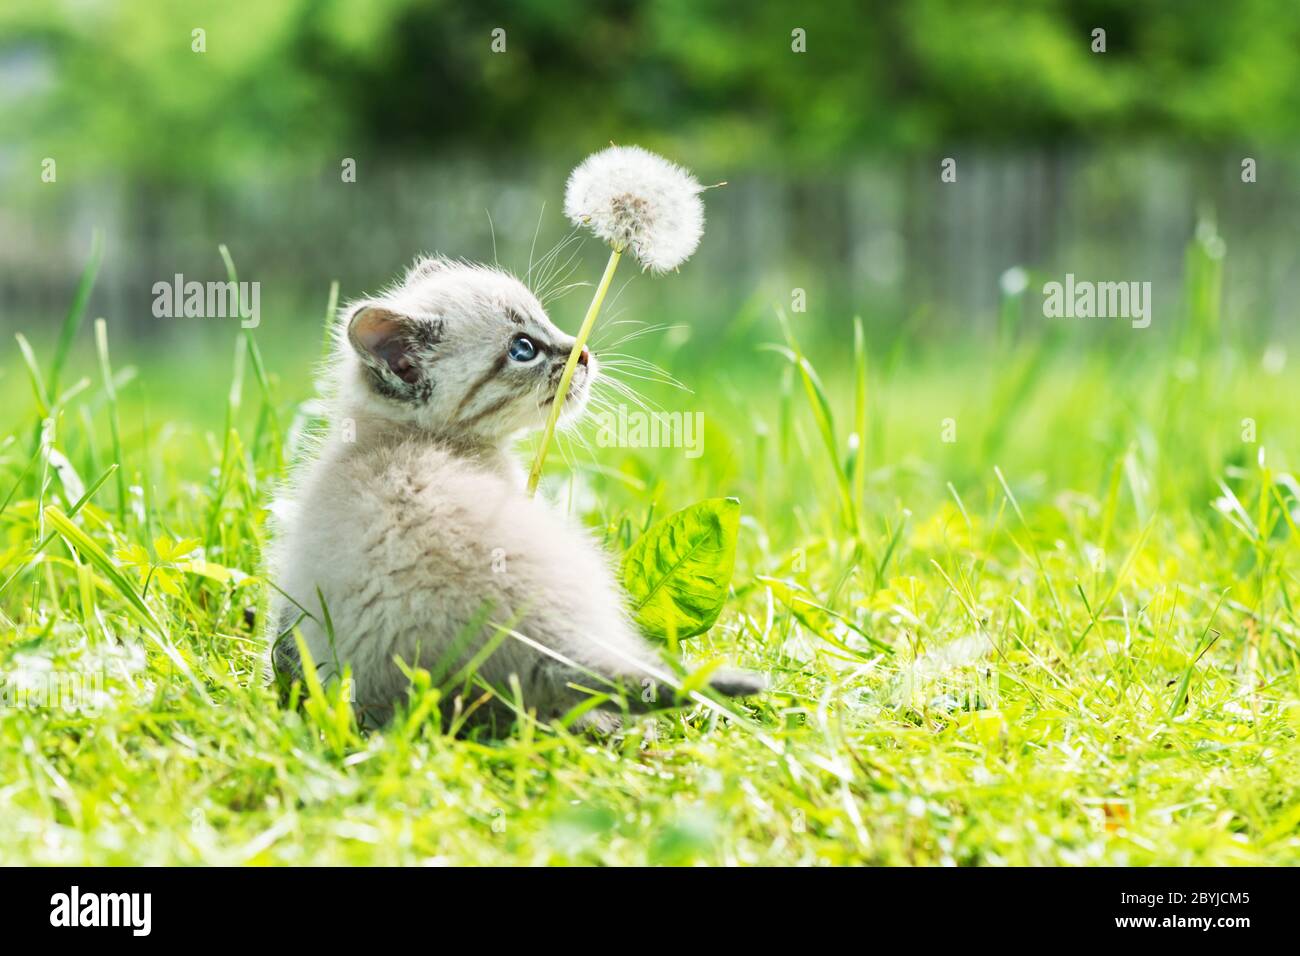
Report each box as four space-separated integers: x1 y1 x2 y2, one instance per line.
49 229 103 398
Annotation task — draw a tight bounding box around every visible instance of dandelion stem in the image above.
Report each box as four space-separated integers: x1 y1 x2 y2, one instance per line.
527 246 622 496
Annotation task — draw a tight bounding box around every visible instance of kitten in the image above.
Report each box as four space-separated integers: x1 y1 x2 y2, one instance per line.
266 256 762 730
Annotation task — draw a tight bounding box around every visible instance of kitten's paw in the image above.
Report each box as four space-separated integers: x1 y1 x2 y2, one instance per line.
707 668 767 698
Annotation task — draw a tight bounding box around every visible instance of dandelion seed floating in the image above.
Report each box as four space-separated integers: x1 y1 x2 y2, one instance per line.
527 145 708 495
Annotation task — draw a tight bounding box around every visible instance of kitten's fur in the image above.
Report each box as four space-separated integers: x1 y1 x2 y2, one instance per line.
266 256 761 730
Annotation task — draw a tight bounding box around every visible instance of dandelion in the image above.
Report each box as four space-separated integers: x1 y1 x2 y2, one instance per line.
564 145 705 274
527 145 709 495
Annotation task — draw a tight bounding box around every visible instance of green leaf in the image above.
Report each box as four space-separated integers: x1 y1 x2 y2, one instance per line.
622 497 740 641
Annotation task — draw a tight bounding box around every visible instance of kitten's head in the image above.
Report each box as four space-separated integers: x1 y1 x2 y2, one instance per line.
337 256 596 443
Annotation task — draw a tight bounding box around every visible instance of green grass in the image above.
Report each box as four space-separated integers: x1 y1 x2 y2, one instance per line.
2 253 1299 865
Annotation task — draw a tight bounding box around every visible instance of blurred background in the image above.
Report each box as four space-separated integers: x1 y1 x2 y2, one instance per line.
2 0 1299 366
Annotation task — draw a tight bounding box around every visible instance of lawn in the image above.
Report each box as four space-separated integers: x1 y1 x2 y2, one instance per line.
2 243 1298 865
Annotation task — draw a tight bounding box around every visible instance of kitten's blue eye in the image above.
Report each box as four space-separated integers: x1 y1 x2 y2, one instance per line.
508 334 538 362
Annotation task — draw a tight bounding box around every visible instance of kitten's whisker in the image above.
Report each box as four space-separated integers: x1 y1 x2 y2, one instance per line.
584 390 617 412
606 375 667 411
535 227 581 271
531 231 583 300
584 398 624 432
527 228 582 310
535 239 586 304
600 353 675 368
588 317 655 348
565 426 595 458
597 376 664 415
599 361 683 388
540 280 593 305
532 241 572 295
601 371 691 396
556 433 576 471
605 273 636 313
601 366 693 395
598 304 629 326
525 202 548 288
541 238 586 285
594 323 686 352
600 353 690 385
555 429 602 490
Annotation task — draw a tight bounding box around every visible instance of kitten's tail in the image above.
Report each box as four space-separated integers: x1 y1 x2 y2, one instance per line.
545 659 766 714
705 668 768 699
630 666 768 711
500 622 766 716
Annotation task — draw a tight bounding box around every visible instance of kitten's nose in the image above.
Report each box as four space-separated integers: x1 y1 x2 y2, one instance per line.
577 346 591 367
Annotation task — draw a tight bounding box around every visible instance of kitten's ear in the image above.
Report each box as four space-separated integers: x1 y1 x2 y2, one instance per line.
347 305 433 398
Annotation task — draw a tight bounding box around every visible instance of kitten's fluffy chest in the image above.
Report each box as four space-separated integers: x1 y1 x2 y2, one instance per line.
288 424 597 608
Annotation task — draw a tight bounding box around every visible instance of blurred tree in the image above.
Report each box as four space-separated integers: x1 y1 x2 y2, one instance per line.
1 0 1298 189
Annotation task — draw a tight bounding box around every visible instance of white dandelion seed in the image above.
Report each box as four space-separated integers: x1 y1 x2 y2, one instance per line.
564 145 706 273
528 145 711 496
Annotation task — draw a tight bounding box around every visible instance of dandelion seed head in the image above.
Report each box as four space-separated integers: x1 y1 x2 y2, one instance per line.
564 145 705 273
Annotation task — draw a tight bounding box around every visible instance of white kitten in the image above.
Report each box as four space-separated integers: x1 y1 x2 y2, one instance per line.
266 256 761 730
